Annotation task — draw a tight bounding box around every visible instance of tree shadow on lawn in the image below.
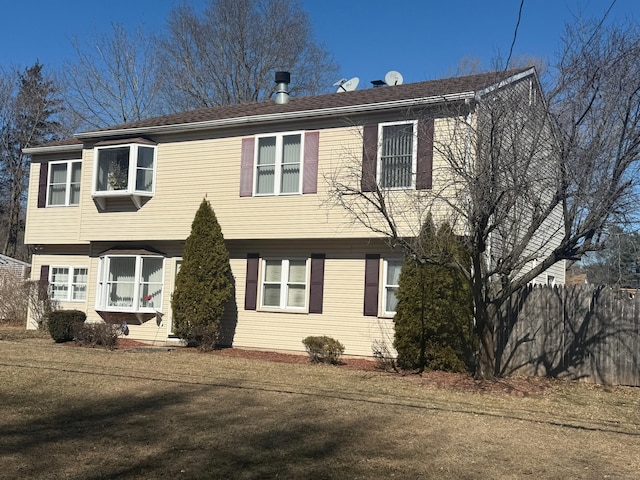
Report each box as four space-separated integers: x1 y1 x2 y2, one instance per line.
0 380 399 479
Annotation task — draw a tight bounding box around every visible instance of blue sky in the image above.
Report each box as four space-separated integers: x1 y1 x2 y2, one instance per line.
1 0 638 89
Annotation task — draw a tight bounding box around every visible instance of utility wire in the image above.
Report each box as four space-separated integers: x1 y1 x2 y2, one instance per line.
505 0 525 69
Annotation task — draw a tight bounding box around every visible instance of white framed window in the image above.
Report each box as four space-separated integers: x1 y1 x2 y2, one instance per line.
378 121 417 189
92 143 156 208
50 266 88 301
382 259 402 315
96 255 164 312
254 132 303 195
260 258 307 310
47 161 81 206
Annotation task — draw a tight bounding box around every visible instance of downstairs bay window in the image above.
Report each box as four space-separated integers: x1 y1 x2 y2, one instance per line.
96 254 164 312
92 140 157 209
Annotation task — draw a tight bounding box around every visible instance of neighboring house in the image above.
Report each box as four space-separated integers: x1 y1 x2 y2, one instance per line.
23 68 564 355
0 254 31 280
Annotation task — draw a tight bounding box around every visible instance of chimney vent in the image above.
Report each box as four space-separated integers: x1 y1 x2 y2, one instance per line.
274 71 290 104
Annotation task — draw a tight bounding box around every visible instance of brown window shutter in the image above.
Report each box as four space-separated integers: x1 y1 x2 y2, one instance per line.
39 265 50 284
303 131 319 194
363 254 380 316
308 253 325 314
37 162 48 208
416 118 434 190
244 253 259 310
361 124 378 192
239 137 255 197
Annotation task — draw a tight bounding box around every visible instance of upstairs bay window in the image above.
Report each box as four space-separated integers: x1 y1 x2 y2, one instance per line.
96 254 164 312
92 141 156 208
379 121 417 189
47 161 81 206
255 133 302 195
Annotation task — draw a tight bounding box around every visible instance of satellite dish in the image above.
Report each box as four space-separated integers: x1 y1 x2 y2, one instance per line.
333 78 347 87
384 70 404 86
336 77 359 93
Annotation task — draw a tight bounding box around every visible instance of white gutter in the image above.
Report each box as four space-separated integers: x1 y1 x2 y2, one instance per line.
474 68 535 99
75 92 476 140
23 143 84 155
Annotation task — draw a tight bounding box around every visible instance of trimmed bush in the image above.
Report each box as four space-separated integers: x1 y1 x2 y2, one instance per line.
74 323 120 350
302 336 345 364
48 310 86 343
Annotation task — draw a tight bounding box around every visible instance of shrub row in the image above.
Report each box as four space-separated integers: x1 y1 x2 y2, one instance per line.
47 310 120 349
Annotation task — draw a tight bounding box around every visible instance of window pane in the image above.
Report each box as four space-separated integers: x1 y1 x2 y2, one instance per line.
287 285 306 307
263 284 281 306
71 162 82 182
257 137 276 165
386 261 402 286
51 267 69 284
282 135 301 163
385 287 398 312
108 282 134 307
264 260 282 282
70 184 81 204
72 267 88 301
381 124 413 188
136 168 153 192
48 184 67 206
108 257 136 281
141 258 163 283
52 284 69 300
97 147 130 191
51 163 68 183
288 260 306 283
137 146 154 169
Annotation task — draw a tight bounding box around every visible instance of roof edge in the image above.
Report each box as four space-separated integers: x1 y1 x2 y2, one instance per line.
75 92 476 140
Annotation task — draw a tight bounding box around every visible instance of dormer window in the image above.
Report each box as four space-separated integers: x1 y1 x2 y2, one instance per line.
92 139 157 209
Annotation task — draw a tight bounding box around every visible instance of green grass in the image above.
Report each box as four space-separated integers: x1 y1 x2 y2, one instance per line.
0 326 639 479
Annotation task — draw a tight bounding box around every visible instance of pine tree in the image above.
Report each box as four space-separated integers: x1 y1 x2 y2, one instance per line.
0 62 64 258
171 198 234 349
393 216 475 372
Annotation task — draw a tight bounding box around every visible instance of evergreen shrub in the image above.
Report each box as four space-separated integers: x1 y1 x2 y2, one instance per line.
302 336 345 364
393 217 476 372
172 199 234 350
48 310 86 343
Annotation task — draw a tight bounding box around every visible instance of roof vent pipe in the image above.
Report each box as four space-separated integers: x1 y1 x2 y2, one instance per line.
274 71 290 104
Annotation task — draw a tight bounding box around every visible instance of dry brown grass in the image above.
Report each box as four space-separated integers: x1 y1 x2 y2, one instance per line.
1 325 639 479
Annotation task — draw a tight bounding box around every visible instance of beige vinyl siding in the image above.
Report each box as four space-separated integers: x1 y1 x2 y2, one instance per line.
25 162 85 245
27 254 91 329
231 243 397 357
75 123 455 243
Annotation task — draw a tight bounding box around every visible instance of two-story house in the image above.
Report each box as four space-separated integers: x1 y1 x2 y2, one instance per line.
23 67 564 356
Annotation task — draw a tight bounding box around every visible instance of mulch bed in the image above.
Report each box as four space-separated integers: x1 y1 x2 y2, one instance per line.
115 339 553 397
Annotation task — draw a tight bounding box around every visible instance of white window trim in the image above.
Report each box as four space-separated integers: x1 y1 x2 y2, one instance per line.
47 160 82 207
253 131 304 196
49 266 88 302
259 257 308 311
382 258 402 317
377 120 418 190
92 143 157 209
95 254 164 313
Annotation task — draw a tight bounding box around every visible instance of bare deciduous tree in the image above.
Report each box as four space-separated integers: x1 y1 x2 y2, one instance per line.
330 19 640 379
158 0 339 110
63 23 164 129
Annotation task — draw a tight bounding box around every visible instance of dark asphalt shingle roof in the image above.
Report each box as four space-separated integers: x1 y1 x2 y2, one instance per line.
32 68 533 150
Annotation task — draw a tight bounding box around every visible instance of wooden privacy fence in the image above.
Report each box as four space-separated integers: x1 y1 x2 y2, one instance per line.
496 285 640 386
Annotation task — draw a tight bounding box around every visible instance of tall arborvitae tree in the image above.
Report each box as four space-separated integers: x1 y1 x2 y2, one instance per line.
393 216 475 373
172 198 234 350
0 62 63 258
